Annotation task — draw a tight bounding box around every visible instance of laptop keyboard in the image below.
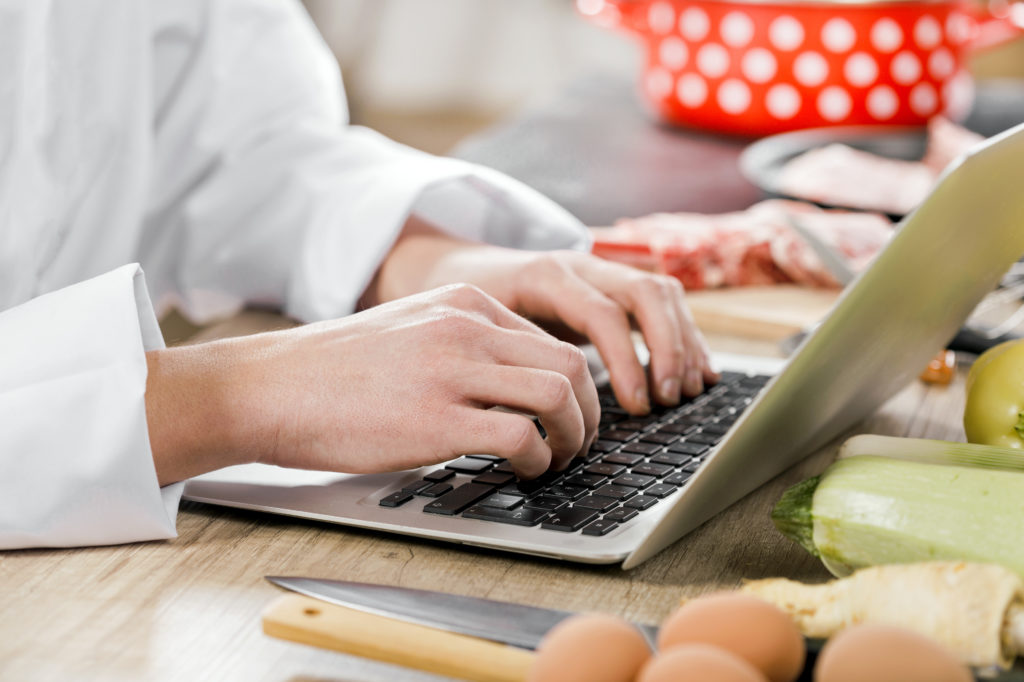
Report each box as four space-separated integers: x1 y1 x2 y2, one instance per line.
377 371 770 537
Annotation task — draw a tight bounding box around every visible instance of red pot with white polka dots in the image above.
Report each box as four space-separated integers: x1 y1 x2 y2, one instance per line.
578 0 1023 135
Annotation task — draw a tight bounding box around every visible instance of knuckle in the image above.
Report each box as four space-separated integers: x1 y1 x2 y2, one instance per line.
561 343 589 378
501 418 539 457
538 372 574 412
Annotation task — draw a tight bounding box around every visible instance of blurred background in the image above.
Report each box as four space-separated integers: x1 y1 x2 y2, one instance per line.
302 0 636 153
301 0 1024 154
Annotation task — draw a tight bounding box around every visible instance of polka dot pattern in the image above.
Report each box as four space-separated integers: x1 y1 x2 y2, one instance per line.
659 37 689 70
818 86 853 121
680 7 710 41
770 16 805 51
720 12 755 48
794 51 828 86
766 84 801 119
891 51 922 85
696 43 730 78
648 2 676 35
742 48 777 83
871 18 904 53
631 3 967 134
718 79 752 113
677 73 708 108
821 17 857 53
867 85 899 119
844 52 878 88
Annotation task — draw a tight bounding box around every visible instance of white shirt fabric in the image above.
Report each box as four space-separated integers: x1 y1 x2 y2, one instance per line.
0 0 588 549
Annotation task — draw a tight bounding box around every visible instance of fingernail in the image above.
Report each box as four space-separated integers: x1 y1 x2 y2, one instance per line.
661 377 681 404
684 368 704 395
634 387 651 414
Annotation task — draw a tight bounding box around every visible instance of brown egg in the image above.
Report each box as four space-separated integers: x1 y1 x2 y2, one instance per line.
527 613 652 682
638 644 769 682
657 593 805 682
814 624 973 682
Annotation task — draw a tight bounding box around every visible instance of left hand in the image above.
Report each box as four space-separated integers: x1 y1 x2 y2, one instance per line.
364 218 718 415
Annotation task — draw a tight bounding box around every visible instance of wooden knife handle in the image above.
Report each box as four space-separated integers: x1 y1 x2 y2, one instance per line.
262 593 535 682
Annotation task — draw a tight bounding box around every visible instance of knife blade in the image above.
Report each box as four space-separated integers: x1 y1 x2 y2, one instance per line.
783 213 856 286
265 575 660 651
264 577 1024 682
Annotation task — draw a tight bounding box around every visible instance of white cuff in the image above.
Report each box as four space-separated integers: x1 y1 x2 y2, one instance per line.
0 265 182 549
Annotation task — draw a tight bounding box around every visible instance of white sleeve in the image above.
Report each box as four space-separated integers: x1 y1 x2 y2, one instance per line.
0 265 182 549
142 0 588 324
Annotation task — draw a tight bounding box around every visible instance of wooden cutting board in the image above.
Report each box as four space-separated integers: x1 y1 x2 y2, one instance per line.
685 285 840 341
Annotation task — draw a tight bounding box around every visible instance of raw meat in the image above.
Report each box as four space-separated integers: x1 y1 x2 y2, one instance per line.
591 200 892 290
775 117 985 216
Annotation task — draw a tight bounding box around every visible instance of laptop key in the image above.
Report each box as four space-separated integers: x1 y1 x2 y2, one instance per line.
667 441 710 457
681 460 702 473
645 484 678 499
602 453 644 466
401 479 434 494
599 429 638 442
423 483 496 515
657 422 697 435
563 473 607 489
624 495 658 510
445 457 494 474
542 507 599 532
631 462 674 478
524 495 570 511
603 507 639 523
479 493 525 510
701 421 732 435
650 452 692 466
592 484 638 500
582 519 619 536
685 432 721 446
589 439 620 454
611 474 656 489
640 432 679 445
379 490 415 508
621 442 662 456
472 471 517 487
584 463 627 478
491 461 517 474
573 495 618 512
543 484 589 500
420 482 454 497
665 471 692 486
466 454 503 461
463 506 549 527
423 469 455 483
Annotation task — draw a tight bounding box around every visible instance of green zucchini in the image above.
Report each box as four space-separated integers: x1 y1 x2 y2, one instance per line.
772 455 1024 577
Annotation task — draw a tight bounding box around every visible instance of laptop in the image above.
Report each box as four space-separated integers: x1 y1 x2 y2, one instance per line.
184 122 1024 569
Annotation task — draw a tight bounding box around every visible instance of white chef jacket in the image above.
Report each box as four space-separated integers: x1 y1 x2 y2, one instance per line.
0 0 588 550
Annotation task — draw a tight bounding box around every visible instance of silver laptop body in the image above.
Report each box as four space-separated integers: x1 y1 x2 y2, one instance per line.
185 122 1024 568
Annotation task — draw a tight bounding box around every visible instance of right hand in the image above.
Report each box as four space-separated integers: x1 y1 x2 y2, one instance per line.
146 284 600 485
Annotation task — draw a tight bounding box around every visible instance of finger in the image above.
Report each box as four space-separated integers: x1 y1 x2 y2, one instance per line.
578 260 708 399
474 333 599 458
454 407 552 479
618 275 689 404
519 271 650 415
675 295 721 386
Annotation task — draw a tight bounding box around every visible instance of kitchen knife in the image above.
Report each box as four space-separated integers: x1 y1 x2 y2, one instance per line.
265 575 659 651
264 577 1024 682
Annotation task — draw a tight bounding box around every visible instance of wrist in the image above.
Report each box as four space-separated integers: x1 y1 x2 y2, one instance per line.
145 340 262 485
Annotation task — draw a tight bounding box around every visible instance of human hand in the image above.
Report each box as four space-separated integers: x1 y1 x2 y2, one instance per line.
146 284 599 485
368 220 717 415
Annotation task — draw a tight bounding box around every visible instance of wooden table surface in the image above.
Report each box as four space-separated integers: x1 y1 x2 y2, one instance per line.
0 309 973 682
